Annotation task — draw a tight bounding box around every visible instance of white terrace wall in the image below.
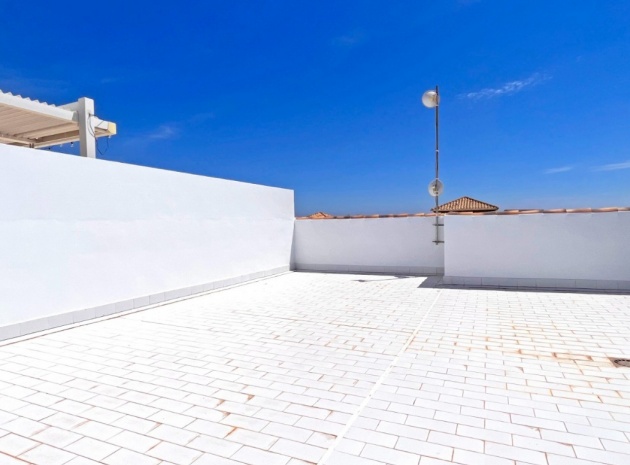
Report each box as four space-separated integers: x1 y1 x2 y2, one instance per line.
444 212 630 289
0 144 294 340
293 217 444 275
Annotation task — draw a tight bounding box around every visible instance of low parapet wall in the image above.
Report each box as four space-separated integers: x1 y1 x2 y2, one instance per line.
294 209 630 291
293 216 444 275
0 145 294 341
444 211 630 290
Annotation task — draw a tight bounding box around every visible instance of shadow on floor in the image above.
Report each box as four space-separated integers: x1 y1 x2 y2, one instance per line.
353 276 414 283
419 277 630 296
295 271 630 296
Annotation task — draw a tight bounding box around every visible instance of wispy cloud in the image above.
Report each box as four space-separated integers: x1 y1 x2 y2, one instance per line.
331 31 366 49
100 77 120 85
594 160 630 171
147 124 179 140
188 112 215 125
119 123 180 150
544 166 573 175
460 72 550 100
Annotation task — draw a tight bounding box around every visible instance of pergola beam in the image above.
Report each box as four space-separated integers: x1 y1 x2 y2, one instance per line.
0 132 34 146
15 122 77 139
0 92 77 123
0 91 116 157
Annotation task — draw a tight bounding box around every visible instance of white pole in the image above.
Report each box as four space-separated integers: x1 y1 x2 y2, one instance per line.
77 97 96 158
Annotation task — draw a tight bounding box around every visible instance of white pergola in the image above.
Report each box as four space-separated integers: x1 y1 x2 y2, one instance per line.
0 90 117 158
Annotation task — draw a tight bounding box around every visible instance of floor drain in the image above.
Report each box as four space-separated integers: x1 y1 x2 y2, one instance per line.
611 358 630 367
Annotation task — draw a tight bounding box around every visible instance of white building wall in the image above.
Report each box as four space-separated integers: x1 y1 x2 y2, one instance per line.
444 212 630 288
0 145 294 339
293 217 444 275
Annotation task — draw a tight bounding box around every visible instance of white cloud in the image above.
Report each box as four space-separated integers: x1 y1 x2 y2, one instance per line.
147 124 179 140
544 166 573 175
188 112 215 124
120 123 180 150
594 160 630 171
460 73 550 100
100 77 120 84
331 31 366 49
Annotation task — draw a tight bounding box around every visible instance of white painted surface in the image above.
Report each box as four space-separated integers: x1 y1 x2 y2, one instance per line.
0 144 294 328
2 273 629 464
445 212 630 282
293 217 444 274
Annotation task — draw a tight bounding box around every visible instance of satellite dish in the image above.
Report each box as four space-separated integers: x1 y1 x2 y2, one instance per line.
428 178 444 197
422 90 439 108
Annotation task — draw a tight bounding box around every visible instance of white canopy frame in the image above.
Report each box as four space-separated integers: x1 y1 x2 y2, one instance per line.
0 91 117 158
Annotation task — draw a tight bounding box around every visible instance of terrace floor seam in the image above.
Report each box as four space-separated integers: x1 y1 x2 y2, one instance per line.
316 288 444 465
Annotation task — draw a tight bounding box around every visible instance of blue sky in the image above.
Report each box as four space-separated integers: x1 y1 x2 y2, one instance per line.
1 0 629 215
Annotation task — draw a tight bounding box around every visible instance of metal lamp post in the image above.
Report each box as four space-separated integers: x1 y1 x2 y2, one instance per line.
422 86 444 244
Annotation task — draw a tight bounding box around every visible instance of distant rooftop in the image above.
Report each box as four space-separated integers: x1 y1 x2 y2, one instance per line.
306 211 335 219
432 196 498 213
298 206 630 219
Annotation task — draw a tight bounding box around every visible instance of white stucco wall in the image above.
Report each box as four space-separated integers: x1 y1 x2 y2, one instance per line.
445 212 630 285
293 217 444 275
0 144 294 336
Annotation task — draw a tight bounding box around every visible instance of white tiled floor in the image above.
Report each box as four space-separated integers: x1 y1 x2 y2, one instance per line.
1 272 629 464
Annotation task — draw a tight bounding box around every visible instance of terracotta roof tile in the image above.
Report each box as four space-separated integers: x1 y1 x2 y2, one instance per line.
432 196 499 213
305 211 334 219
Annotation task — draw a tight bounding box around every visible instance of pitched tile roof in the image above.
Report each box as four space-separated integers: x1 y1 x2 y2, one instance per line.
432 196 498 213
306 211 335 219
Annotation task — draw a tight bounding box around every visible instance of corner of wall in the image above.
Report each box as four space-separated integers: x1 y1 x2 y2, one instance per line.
289 218 297 271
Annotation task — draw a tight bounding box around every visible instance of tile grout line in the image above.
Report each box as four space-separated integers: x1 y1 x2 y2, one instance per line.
317 288 444 465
